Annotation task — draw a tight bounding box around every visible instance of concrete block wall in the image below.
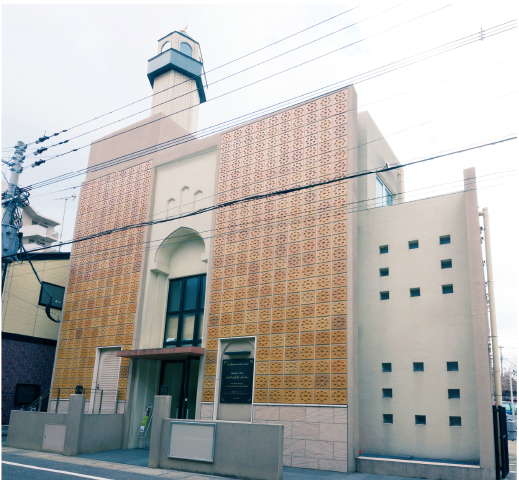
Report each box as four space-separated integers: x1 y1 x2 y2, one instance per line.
2 337 56 425
201 403 348 471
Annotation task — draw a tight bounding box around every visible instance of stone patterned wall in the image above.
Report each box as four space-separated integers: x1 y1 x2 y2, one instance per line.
203 88 349 406
2 338 56 424
51 160 152 403
201 403 348 471
151 69 200 133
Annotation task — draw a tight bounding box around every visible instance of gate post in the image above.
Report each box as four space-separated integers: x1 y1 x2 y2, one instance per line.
148 395 171 468
63 394 86 456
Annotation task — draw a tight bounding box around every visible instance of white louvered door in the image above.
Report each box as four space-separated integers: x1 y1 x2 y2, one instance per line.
93 347 121 414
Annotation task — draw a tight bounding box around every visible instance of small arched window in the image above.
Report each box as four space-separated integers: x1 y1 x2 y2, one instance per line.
193 190 203 211
166 198 176 218
161 41 171 53
179 42 193 57
180 186 190 214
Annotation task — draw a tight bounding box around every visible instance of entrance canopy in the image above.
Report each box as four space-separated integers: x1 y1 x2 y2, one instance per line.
116 346 205 361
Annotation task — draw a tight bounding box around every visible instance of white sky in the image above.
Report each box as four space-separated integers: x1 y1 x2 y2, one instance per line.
1 1 517 365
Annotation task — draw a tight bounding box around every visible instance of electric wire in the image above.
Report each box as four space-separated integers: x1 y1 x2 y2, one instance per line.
23 20 517 191
5 134 515 260
29 5 468 165
27 57 516 201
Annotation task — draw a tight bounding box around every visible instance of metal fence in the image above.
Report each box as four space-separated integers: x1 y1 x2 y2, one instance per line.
53 388 121 414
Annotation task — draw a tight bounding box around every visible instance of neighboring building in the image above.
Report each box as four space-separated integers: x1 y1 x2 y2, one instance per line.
2 251 70 425
46 30 494 478
19 205 60 251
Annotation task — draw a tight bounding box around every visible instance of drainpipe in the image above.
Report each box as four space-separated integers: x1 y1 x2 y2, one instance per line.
479 207 502 406
397 167 405 204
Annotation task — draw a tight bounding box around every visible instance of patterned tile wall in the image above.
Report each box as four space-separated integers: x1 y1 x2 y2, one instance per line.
52 160 152 401
203 88 349 405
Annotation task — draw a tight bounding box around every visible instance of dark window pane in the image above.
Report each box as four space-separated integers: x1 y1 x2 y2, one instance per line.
199 275 206 310
382 388 392 398
183 277 199 311
382 363 392 372
380 291 389 300
447 361 459 371
443 284 454 294
383 414 393 424
165 315 179 344
409 240 419 249
379 245 388 254
380 268 389 277
441 259 452 269
448 389 460 399
167 280 182 312
415 415 426 425
413 362 424 372
410 288 420 297
440 235 451 245
449 416 461 426
181 314 196 342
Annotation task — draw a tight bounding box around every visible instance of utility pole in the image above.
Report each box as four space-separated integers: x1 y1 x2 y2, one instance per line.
480 207 502 406
2 141 28 286
54 194 76 251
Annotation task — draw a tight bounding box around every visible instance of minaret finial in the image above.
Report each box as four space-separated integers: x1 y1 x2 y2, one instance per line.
181 24 188 33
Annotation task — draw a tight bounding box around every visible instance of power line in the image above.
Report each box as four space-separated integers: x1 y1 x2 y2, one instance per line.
27 5 364 148
27 57 516 201
6 134 515 260
10 169 517 278
28 5 469 166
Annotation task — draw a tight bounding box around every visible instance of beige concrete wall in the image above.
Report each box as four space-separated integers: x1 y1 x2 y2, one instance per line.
357 192 481 460
357 111 400 209
2 258 69 339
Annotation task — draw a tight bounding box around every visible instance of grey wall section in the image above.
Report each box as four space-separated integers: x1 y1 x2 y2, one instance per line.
357 457 484 480
6 411 67 451
158 420 283 480
80 414 125 453
463 167 495 480
357 192 483 461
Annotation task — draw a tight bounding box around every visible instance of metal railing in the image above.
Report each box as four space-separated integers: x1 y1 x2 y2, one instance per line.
20 388 50 412
53 388 121 414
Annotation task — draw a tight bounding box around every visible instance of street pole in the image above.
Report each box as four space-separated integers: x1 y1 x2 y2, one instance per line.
510 369 516 422
2 141 27 267
479 207 502 406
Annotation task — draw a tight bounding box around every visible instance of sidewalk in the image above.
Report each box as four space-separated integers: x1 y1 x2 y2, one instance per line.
2 446 426 480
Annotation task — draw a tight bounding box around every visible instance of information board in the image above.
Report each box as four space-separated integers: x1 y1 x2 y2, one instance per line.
220 359 254 404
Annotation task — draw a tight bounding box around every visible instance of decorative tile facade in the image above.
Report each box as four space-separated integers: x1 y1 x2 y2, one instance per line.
203 88 349 406
52 160 152 402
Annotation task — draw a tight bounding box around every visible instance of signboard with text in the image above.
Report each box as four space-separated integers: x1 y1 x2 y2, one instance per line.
220 359 254 404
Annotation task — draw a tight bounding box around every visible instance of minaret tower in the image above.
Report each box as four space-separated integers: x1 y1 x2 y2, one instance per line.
147 28 206 133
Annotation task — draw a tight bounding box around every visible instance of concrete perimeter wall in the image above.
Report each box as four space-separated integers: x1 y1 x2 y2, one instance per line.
6 411 67 451
158 419 283 480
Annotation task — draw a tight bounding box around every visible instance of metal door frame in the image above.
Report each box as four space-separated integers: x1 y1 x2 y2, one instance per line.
159 356 198 419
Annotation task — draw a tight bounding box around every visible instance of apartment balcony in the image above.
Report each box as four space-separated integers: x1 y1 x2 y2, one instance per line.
20 224 59 244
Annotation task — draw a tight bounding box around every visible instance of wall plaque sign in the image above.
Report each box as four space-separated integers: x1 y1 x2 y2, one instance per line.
220 359 254 404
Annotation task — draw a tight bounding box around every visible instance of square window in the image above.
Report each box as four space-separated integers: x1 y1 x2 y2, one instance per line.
448 389 460 399
440 235 451 245
380 268 389 277
449 416 462 426
383 414 393 424
441 259 452 269
382 363 392 372
410 288 420 297
442 284 454 294
14 384 41 406
379 245 388 254
380 291 389 300
382 388 393 398
409 240 419 249
447 361 459 371
413 362 424 372
415 415 426 425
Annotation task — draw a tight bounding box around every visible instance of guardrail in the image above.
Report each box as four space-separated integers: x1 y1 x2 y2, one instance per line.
54 388 121 414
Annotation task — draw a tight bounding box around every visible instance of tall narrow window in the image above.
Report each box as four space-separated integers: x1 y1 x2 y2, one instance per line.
180 186 190 214
376 176 394 207
193 190 203 211
164 275 206 348
166 198 176 218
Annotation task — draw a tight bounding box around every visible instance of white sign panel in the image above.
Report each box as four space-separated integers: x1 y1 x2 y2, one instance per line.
168 421 216 463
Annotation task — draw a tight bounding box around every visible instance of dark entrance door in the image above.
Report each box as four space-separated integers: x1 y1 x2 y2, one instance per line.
160 357 200 420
